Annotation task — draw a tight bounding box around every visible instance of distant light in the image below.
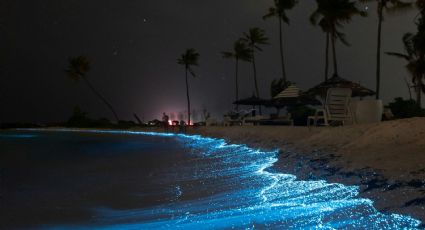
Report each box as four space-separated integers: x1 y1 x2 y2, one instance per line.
365 5 369 11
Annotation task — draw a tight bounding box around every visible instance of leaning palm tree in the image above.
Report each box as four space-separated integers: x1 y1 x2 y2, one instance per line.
387 33 425 107
263 0 298 83
222 40 252 110
310 0 366 79
177 48 200 125
360 0 411 100
241 28 269 98
66 56 120 123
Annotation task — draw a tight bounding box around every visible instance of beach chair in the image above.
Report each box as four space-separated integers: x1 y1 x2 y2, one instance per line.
307 88 353 126
223 114 243 126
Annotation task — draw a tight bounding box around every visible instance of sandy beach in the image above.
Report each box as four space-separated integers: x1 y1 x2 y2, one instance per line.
180 117 425 223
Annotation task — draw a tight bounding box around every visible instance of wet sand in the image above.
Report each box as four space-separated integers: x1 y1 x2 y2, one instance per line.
182 118 425 224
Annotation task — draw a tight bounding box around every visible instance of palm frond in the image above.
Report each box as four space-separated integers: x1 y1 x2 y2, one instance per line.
221 51 235 59
178 48 200 66
385 0 413 14
386 52 411 60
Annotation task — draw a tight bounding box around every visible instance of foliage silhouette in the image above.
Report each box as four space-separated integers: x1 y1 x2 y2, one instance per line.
178 48 200 125
263 0 298 83
222 40 252 110
360 0 412 100
66 56 120 123
241 27 269 98
310 0 366 79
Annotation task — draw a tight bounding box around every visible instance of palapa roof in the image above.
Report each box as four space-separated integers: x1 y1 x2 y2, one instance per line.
306 74 375 98
274 85 301 99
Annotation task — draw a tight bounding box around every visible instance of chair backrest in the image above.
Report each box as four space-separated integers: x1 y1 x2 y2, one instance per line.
325 88 352 122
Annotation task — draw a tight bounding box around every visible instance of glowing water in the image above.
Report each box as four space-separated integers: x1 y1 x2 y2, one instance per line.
17 129 422 229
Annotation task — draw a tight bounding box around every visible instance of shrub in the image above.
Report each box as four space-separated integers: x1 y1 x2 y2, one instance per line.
387 97 425 119
287 105 315 126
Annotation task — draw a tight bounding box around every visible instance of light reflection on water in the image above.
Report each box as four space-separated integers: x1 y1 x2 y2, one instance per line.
21 129 421 229
0 133 38 138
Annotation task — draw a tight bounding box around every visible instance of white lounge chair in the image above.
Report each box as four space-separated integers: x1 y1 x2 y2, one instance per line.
307 88 353 126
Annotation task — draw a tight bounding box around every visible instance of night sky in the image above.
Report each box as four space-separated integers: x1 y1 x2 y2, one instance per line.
0 0 419 123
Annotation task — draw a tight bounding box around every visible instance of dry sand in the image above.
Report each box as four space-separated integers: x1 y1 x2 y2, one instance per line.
181 117 425 223
188 117 425 181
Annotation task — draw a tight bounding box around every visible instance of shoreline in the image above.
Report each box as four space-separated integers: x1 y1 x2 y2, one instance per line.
5 120 425 225
182 118 425 224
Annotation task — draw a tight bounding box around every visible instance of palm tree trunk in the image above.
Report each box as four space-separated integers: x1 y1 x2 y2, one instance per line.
279 15 287 82
252 49 259 98
404 76 412 100
185 66 191 125
235 57 239 111
325 32 330 81
251 49 262 115
376 3 384 100
331 26 338 76
416 75 422 107
82 76 120 123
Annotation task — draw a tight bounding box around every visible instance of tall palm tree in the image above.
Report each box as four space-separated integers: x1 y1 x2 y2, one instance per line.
310 14 340 81
310 0 366 79
66 56 120 123
241 27 269 98
387 33 425 106
177 48 200 125
263 0 298 83
360 0 411 100
222 40 252 110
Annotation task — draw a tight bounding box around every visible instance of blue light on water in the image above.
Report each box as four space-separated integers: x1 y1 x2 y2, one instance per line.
23 128 422 229
0 133 37 138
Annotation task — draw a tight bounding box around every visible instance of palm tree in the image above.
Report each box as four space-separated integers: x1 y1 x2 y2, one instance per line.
263 0 298 83
177 48 200 125
222 40 252 110
387 33 425 106
310 0 366 79
241 27 269 98
66 56 120 123
360 0 411 100
310 14 338 81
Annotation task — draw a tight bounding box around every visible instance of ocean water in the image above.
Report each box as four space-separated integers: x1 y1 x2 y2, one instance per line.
0 129 421 229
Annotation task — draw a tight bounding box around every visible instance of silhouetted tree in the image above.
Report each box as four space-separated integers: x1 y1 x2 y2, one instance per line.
177 48 200 125
241 28 269 98
222 40 252 110
66 56 120 123
310 0 366 78
387 33 425 106
263 0 298 83
360 0 411 99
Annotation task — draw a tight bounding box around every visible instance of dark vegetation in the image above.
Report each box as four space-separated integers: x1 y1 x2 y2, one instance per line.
387 97 425 118
287 106 316 126
66 106 139 129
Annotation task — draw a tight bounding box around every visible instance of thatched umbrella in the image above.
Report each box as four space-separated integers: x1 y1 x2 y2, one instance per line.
233 95 269 115
306 74 375 98
267 85 320 111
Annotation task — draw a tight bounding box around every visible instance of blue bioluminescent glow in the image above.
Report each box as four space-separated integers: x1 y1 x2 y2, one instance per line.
0 133 37 138
23 128 421 229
